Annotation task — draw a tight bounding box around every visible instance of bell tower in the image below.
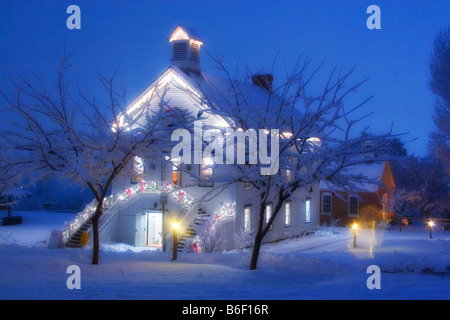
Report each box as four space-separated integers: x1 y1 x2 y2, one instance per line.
168 25 203 75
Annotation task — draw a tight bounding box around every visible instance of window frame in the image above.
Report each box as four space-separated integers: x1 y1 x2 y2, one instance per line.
348 196 359 217
305 198 311 223
285 201 292 227
199 157 214 187
265 203 273 230
321 193 332 215
244 205 252 233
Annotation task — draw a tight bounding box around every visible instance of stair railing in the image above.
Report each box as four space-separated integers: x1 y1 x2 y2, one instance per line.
63 179 196 245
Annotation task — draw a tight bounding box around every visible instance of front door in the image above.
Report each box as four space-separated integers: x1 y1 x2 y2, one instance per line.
135 213 147 247
147 212 163 247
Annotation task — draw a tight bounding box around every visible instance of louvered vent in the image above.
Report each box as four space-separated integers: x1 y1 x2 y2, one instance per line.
173 42 188 60
190 43 200 61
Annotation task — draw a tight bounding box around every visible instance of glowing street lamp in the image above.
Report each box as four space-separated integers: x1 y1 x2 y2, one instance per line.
428 220 435 239
352 223 358 248
172 220 179 261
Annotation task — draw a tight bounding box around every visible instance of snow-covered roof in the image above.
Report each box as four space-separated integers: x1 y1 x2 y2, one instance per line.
187 70 303 130
320 161 387 193
168 25 204 43
123 65 289 129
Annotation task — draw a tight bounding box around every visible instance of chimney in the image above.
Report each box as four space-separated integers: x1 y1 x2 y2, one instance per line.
252 74 273 92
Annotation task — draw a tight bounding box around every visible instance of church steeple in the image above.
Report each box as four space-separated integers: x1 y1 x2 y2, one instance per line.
168 25 203 74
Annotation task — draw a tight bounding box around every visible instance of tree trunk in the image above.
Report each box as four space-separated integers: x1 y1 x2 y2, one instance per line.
7 196 11 218
91 206 102 265
249 234 263 270
249 203 266 270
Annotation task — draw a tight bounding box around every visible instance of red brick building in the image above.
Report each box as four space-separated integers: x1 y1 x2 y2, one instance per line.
320 161 395 226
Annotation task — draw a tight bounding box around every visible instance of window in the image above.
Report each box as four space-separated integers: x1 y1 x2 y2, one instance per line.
171 158 181 186
285 201 291 226
201 157 213 177
244 206 252 233
265 203 273 230
131 156 145 184
348 196 359 216
199 157 214 187
172 164 180 185
286 169 293 183
321 193 332 215
305 198 311 223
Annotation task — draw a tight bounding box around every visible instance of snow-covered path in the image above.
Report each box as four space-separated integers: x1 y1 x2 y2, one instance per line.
0 211 449 300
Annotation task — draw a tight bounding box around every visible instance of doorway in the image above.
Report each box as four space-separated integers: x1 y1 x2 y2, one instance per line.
146 212 163 247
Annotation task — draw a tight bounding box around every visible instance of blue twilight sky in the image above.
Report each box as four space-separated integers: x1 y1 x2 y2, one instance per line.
1 0 449 156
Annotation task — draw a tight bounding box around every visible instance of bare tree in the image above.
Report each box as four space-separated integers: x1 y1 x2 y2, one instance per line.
0 152 29 219
0 52 187 264
191 56 395 270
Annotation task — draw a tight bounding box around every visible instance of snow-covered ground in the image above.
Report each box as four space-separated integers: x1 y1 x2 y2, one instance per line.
0 211 449 300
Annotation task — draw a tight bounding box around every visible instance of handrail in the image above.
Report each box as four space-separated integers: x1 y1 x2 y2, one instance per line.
62 179 195 244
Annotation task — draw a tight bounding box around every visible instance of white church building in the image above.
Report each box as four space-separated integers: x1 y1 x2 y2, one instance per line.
62 26 320 252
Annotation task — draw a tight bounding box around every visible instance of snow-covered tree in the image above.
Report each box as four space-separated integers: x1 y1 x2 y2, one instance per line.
0 52 189 264
0 150 30 219
429 27 450 175
393 155 448 218
189 56 396 270
193 214 227 253
389 189 421 231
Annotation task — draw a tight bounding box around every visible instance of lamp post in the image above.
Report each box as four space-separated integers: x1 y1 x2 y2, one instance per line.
172 220 179 261
428 220 434 239
352 223 358 248
160 193 168 252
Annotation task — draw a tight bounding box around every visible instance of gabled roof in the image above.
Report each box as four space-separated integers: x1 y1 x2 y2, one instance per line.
123 65 280 128
320 161 389 193
168 25 204 43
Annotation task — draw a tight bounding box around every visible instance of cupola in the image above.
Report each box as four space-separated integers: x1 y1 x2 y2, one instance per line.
168 25 203 74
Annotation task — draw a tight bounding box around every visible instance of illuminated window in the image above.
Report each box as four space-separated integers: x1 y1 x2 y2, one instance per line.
172 164 180 185
286 169 293 183
321 193 332 215
285 201 291 226
265 203 273 230
305 198 311 223
133 156 144 175
244 206 252 233
201 157 214 177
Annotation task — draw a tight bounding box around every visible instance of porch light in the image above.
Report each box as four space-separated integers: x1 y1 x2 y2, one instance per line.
172 220 179 261
428 220 434 239
352 223 358 248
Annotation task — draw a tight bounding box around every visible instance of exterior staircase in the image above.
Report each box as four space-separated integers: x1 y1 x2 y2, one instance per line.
177 208 209 253
61 180 197 249
65 219 92 248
